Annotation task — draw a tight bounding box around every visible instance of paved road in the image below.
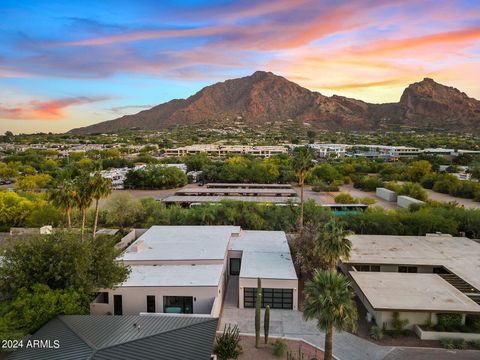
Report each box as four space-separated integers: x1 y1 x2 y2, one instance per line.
424 189 480 209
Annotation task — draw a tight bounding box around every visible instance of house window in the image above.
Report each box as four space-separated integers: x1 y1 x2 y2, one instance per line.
398 266 418 273
244 288 293 309
97 292 109 304
230 258 241 276
147 295 156 313
163 296 193 314
357 265 380 272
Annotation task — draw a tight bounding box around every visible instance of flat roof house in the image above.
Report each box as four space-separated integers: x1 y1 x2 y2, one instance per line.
340 234 480 331
91 226 298 317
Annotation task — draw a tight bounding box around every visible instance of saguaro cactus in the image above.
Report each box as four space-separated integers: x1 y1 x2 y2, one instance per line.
255 277 262 348
264 304 270 344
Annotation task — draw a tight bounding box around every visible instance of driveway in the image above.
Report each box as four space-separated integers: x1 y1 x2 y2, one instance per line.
219 280 480 360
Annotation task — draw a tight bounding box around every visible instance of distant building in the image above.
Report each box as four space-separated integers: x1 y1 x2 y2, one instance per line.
165 144 288 157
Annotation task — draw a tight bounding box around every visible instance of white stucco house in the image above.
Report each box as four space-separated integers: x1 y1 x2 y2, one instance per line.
91 226 298 317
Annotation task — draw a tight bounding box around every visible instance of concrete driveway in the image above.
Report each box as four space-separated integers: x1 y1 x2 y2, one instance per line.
220 279 480 360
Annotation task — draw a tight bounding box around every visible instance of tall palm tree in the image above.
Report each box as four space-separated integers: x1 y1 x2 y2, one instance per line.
315 219 352 270
292 146 313 232
303 270 358 360
89 173 112 237
49 180 77 228
74 176 94 240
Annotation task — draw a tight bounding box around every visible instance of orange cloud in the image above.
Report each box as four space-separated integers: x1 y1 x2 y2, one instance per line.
0 96 110 120
354 26 480 56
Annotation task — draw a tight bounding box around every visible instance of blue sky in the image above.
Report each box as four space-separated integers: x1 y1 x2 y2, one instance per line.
0 0 479 133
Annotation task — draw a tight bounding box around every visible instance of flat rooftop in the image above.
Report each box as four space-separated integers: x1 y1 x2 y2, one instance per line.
122 264 223 287
162 195 299 204
350 272 480 313
175 187 297 196
206 183 292 189
346 234 480 291
231 231 297 280
120 226 240 261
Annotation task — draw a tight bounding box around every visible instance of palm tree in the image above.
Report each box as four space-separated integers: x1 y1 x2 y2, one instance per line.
315 220 352 270
74 176 94 240
49 180 77 228
89 173 112 236
292 146 313 232
303 270 358 360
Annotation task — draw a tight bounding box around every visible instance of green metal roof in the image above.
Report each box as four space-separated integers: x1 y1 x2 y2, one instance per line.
8 315 218 360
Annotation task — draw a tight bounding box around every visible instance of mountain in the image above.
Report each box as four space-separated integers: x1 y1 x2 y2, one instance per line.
69 71 480 134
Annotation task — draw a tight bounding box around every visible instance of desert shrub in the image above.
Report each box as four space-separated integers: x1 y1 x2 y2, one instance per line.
468 339 480 349
359 197 376 205
311 181 339 192
370 325 384 340
214 324 242 360
334 193 357 204
440 338 466 350
465 314 480 332
353 176 384 191
390 312 409 337
436 313 463 332
273 338 288 357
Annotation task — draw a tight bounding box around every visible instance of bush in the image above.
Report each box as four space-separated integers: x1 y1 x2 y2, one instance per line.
397 182 428 201
359 197 376 205
273 338 288 357
370 325 384 340
214 325 242 360
466 314 480 332
334 193 357 204
353 176 384 192
440 338 466 350
311 181 339 192
468 339 480 349
391 312 409 337
436 313 463 332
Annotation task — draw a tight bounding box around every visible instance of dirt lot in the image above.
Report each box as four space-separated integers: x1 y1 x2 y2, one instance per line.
238 335 323 360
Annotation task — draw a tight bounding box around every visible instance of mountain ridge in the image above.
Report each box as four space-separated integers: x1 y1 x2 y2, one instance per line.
69 71 480 134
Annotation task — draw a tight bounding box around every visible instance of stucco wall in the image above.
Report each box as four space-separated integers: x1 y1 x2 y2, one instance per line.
413 324 480 341
91 286 218 315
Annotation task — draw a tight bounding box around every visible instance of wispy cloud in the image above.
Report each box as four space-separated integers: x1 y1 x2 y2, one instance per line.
0 96 111 120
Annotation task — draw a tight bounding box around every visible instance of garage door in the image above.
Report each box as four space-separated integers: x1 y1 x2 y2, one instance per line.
244 288 293 309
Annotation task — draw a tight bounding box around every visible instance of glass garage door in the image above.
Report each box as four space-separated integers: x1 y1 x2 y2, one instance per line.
244 288 293 309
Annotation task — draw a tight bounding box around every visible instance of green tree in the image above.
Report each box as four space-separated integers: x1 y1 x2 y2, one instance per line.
0 284 85 339
0 192 36 230
89 173 112 236
406 160 432 182
0 232 129 304
292 146 314 232
15 173 52 191
0 161 19 179
303 270 358 360
49 180 77 228
315 220 352 270
104 193 143 229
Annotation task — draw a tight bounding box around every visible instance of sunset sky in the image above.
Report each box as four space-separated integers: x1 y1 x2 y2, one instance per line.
1 0 479 134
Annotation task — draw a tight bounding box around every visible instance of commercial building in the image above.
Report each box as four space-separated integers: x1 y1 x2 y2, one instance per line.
91 226 298 317
340 234 480 331
165 144 288 157
9 314 217 360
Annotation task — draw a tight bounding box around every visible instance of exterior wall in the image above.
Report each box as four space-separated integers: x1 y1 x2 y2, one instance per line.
90 286 218 315
376 188 397 202
397 195 425 209
238 278 298 310
413 324 480 341
115 229 148 250
375 311 434 330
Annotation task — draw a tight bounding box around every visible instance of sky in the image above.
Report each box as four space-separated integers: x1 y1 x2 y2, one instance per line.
0 0 479 134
